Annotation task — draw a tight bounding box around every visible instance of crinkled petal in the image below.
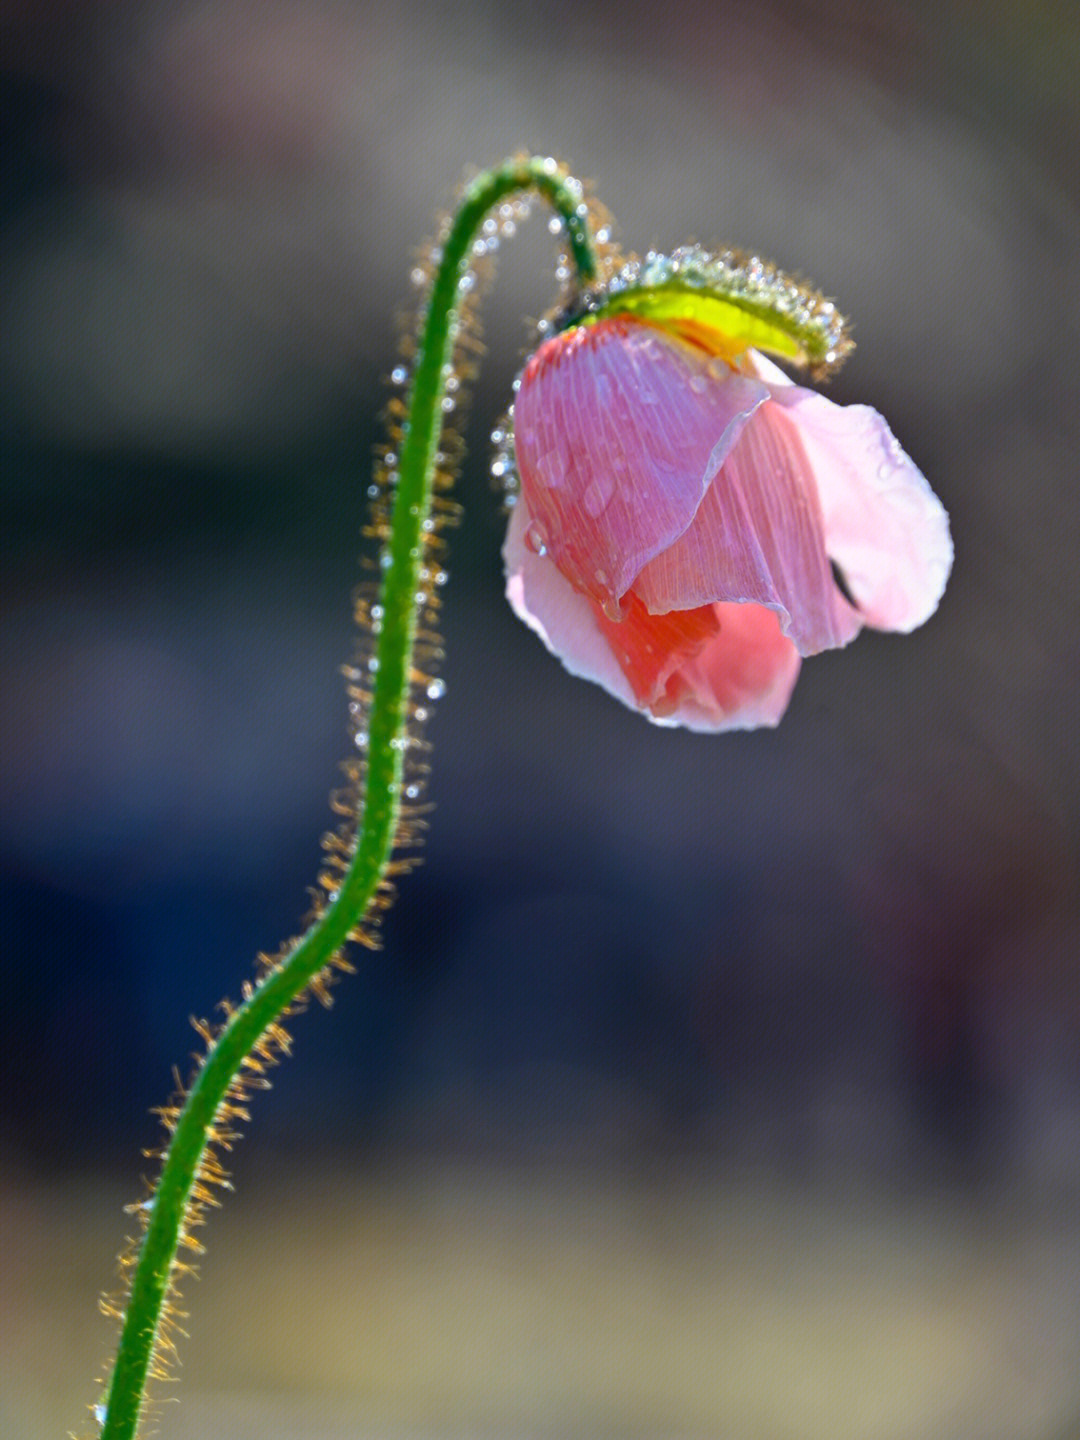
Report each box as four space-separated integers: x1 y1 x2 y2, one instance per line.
504 494 800 732
633 394 863 655
746 351 953 632
513 317 769 606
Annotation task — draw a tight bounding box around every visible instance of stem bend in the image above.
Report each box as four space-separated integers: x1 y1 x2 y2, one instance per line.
96 156 600 1440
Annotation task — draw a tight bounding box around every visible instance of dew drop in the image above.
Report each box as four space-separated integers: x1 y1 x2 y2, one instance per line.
354 731 369 749
601 595 626 622
524 520 549 556
93 1404 107 1428
426 678 446 701
390 366 408 385
441 395 456 413
380 552 393 569
583 475 614 517
405 783 421 800
410 266 427 287
367 656 380 673
548 215 563 235
689 373 708 394
535 453 563 488
367 483 380 499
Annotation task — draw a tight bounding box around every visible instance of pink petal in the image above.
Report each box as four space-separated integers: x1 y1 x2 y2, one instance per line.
504 494 801 732
513 317 769 607
632 395 863 655
746 352 953 632
592 594 801 731
504 492 638 712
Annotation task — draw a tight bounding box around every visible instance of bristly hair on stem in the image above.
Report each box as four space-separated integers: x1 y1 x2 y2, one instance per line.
86 155 615 1440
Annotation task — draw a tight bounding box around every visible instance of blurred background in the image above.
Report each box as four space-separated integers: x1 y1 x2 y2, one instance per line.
2 1 1079 1436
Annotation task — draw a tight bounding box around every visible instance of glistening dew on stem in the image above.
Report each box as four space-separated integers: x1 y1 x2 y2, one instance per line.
86 154 950 1440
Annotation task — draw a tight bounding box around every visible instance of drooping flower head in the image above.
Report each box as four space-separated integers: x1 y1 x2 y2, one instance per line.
501 246 952 731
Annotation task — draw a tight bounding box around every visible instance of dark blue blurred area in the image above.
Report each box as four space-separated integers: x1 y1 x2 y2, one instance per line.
2 0 1079 1197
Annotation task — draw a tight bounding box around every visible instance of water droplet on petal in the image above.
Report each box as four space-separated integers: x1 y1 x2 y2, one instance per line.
688 373 708 394
601 594 626 622
535 453 563 488
524 520 549 556
583 475 614 518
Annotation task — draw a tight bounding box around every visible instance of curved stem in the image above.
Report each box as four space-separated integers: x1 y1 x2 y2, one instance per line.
98 156 598 1440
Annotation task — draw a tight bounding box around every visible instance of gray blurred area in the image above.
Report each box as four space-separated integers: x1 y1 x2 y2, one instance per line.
2 1 1079 1436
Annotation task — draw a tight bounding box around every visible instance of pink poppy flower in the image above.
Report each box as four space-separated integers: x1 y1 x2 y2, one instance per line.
503 260 951 732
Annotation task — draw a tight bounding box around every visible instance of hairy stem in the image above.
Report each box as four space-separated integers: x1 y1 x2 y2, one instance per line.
97 156 598 1440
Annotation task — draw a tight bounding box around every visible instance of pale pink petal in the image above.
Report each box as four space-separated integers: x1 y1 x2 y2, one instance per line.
503 492 638 712
633 397 863 655
745 351 953 632
504 495 800 732
514 317 769 606
676 604 802 730
593 595 802 731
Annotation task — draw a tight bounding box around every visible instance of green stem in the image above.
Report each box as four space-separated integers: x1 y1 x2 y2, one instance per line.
98 156 598 1440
